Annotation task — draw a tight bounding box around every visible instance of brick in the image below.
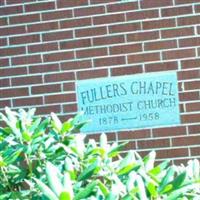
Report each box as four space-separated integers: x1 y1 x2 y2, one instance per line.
0 78 9 88
181 113 200 123
109 43 142 55
75 26 107 38
94 56 126 67
128 52 160 64
197 26 200 33
44 72 75 83
178 69 200 80
0 0 5 5
61 60 92 71
173 135 200 146
0 67 27 77
127 9 159 21
45 93 76 104
0 25 26 36
118 129 150 140
31 84 61 95
36 105 61 115
138 138 170 149
76 47 107 58
77 69 108 80
153 126 186 137
161 27 194 38
145 61 178 72
59 114 75 122
0 78 10 88
60 18 91 29
0 17 7 26
0 58 9 67
42 10 72 21
0 5 23 16
93 35 125 46
63 103 77 113
141 0 173 9
156 148 188 159
11 75 42 86
29 63 59 74
181 58 200 69
74 6 105 17
188 124 200 134
63 82 75 91
190 147 200 156
85 134 100 142
185 80 200 91
180 103 185 113
178 15 200 26
86 132 116 142
162 6 192 17
93 13 125 25
163 49 195 60
43 51 74 62
178 83 184 92
10 34 40 45
179 91 199 102
173 158 191 165
195 4 200 13
144 40 177 51
127 30 159 42
60 39 91 50
143 19 176 30
0 87 28 98
179 37 200 47
175 0 200 5
90 0 117 4
107 2 138 12
123 141 136 151
109 22 140 33
28 42 58 53
0 46 25 57
186 102 200 112
12 55 42 66
0 38 7 47
13 96 43 107
0 100 11 108
9 14 40 25
42 30 73 42
6 0 36 4
25 2 55 12
27 22 59 33
197 47 200 56
111 65 143 76
57 0 88 8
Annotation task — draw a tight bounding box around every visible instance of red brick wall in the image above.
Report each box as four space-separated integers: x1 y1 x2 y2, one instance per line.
0 0 200 164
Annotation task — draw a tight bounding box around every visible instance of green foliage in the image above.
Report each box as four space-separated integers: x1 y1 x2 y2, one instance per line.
0 107 200 199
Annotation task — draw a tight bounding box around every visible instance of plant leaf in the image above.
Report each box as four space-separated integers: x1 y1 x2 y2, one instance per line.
61 119 73 135
59 191 71 200
108 142 128 158
77 158 99 181
98 180 109 197
46 162 63 197
34 178 59 200
74 181 97 200
51 112 62 133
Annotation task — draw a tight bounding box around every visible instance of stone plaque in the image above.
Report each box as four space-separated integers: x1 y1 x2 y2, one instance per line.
76 72 180 133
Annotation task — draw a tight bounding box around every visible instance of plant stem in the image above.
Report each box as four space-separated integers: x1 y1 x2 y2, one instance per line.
1 167 13 192
25 153 33 177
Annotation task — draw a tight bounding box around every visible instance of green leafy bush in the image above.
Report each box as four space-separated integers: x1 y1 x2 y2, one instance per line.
0 107 200 199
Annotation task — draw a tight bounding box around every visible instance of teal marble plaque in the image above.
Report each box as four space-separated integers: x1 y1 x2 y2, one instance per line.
76 72 180 133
